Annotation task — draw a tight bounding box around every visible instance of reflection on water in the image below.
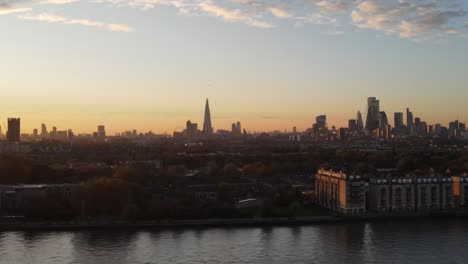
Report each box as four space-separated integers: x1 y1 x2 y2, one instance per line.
1 219 468 264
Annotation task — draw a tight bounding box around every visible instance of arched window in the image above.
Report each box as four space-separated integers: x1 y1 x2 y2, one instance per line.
395 188 402 207
380 188 387 208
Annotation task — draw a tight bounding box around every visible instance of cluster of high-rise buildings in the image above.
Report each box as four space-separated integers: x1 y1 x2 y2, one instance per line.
174 98 244 140
1 96 465 143
307 96 466 142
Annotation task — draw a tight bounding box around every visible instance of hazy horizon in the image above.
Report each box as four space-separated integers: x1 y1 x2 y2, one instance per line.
2 0 468 134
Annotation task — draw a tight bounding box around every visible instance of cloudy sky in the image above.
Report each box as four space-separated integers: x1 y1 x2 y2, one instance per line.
1 0 468 134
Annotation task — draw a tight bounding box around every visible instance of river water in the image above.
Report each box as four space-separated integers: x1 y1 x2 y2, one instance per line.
1 219 467 264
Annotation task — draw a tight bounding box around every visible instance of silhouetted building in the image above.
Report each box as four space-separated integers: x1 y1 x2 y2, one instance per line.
186 120 198 138
231 121 241 135
365 97 380 133
7 118 21 143
203 98 213 135
316 115 327 129
348 119 357 131
356 111 364 132
379 111 388 129
97 125 106 138
394 112 404 129
406 108 414 133
41 123 48 138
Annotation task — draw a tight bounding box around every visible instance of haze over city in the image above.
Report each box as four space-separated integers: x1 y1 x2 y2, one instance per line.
1 0 468 134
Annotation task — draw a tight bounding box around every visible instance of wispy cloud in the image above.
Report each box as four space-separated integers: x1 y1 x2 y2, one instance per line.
40 0 78 4
0 7 30 15
3 0 468 39
19 12 66 22
350 0 466 38
18 12 135 32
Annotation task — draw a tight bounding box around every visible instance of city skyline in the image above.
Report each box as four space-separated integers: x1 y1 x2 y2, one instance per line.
1 96 466 135
1 0 468 134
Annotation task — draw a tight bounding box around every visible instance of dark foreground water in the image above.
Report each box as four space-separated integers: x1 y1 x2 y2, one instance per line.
1 219 468 264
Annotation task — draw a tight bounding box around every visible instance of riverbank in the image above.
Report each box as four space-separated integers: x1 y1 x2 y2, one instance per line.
2 213 468 231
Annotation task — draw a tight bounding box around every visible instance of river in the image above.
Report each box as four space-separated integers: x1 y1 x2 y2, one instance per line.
1 218 467 263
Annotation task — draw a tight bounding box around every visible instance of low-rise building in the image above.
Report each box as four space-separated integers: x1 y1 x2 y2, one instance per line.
316 169 366 216
452 175 468 208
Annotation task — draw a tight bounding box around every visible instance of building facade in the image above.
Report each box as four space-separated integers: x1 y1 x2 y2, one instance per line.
316 169 366 216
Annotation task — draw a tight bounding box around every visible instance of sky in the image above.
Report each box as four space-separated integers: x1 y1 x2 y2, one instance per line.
1 0 468 134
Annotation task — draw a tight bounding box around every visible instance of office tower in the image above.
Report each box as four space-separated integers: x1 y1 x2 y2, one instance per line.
449 120 459 130
41 123 48 138
232 121 241 135
394 112 403 129
338 128 347 142
203 98 213 134
406 108 414 132
365 97 380 133
316 115 327 129
379 111 388 129
236 122 241 134
97 125 106 138
460 123 466 131
356 111 364 132
7 118 21 143
186 120 198 138
415 118 421 127
348 119 357 131
33 129 38 137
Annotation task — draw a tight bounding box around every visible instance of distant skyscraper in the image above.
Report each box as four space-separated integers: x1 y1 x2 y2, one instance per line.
356 111 364 132
203 98 213 134
406 108 414 131
394 112 404 129
97 125 106 138
379 111 388 129
348 119 357 131
231 121 241 135
7 118 20 143
186 120 198 138
41 123 48 138
365 97 380 132
316 115 327 129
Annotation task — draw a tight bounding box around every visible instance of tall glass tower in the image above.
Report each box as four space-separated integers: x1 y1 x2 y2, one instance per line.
365 97 380 133
203 98 213 134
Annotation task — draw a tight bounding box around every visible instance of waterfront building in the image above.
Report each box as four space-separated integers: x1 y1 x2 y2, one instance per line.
452 175 468 208
315 169 366 216
415 176 440 211
368 177 415 213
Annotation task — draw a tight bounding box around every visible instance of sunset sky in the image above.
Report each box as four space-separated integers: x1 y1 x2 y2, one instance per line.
1 0 468 134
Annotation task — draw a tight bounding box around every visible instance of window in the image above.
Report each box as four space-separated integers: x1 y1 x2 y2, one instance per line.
446 186 452 208
421 187 427 207
431 186 437 207
395 188 402 207
380 188 387 208
406 187 412 206
464 186 468 206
